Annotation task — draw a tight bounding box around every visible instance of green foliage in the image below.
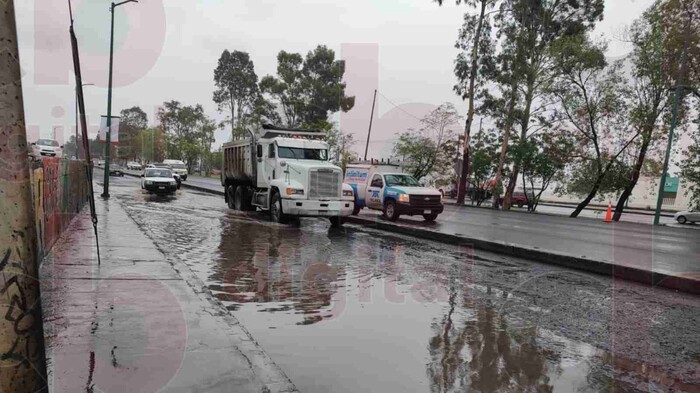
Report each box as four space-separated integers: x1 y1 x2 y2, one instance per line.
213 50 261 138
118 106 149 161
681 115 700 210
468 128 500 205
158 101 217 172
393 103 460 181
260 45 355 128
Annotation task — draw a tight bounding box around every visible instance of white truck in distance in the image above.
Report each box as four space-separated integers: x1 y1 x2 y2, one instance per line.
221 124 354 226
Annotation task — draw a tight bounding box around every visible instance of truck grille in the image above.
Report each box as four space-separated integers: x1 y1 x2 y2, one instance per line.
309 170 340 199
409 194 441 208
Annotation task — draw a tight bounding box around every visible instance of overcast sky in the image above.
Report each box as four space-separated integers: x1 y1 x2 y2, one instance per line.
16 0 658 158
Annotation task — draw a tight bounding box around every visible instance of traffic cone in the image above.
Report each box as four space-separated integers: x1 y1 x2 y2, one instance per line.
603 200 613 223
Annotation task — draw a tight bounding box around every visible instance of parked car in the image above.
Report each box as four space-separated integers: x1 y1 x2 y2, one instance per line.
498 191 535 208
109 164 125 176
163 159 188 180
31 139 63 158
141 168 178 195
126 161 143 170
674 209 699 224
96 159 106 168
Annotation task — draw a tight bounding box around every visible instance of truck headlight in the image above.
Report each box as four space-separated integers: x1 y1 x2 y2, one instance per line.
286 187 304 196
343 189 353 197
169 180 176 185
398 194 410 204
145 180 153 185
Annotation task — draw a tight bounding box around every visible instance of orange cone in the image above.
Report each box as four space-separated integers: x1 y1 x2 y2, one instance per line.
603 200 613 223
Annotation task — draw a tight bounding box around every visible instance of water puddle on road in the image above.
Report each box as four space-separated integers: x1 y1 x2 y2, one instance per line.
116 186 700 393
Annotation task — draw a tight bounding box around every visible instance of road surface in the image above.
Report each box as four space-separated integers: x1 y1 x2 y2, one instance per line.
102 176 700 393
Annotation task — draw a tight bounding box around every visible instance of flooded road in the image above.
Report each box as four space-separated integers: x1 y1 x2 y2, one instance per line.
110 177 700 393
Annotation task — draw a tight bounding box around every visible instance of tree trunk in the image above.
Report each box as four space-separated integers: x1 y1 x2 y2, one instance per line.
456 0 487 205
492 81 518 209
570 166 610 217
613 136 650 221
504 82 534 210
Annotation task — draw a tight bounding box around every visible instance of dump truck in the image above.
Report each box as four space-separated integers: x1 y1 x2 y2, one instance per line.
221 124 354 226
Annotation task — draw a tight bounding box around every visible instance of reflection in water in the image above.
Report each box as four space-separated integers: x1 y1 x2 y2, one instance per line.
213 218 347 325
118 187 700 393
427 283 555 393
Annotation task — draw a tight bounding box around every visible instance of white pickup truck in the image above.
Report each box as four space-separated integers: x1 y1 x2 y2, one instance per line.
344 163 444 222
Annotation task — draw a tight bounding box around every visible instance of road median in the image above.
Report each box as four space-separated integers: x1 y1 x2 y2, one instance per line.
346 214 700 295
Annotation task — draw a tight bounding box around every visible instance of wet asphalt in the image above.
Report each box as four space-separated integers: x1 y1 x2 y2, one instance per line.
107 176 700 393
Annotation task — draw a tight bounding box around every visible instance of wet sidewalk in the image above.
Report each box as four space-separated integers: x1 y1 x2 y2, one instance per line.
40 197 297 392
348 206 700 294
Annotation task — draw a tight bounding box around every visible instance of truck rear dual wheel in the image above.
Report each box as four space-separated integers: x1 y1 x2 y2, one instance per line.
226 185 236 209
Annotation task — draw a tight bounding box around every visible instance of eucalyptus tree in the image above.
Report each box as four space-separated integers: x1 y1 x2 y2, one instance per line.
498 0 605 210
435 0 498 205
213 50 259 139
611 2 675 221
550 36 640 218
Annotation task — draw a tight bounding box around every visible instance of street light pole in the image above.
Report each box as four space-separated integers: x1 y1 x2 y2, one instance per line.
102 0 137 199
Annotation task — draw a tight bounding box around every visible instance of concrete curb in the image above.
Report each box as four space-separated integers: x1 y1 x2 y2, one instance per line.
345 215 700 295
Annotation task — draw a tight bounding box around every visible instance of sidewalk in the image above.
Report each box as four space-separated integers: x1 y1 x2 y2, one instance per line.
40 197 297 392
347 206 700 295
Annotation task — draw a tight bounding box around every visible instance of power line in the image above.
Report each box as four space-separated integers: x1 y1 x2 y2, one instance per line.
375 91 424 121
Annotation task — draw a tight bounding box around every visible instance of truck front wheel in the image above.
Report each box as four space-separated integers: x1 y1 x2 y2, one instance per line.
383 200 400 222
329 216 345 227
352 200 361 215
270 192 288 224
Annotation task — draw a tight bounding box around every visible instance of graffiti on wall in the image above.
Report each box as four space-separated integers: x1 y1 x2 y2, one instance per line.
29 158 89 260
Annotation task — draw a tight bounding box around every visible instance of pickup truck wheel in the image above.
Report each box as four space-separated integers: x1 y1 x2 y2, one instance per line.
234 186 244 210
423 213 438 222
329 216 345 227
226 186 236 209
383 200 400 221
677 216 687 224
270 192 288 224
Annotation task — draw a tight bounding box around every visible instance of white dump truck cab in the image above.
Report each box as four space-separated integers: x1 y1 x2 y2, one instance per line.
222 125 354 226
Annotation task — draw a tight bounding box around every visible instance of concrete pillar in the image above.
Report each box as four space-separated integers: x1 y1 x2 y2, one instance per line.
0 0 49 391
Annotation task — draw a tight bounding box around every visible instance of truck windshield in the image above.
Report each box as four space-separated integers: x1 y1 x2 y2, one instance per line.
385 174 421 187
278 146 328 160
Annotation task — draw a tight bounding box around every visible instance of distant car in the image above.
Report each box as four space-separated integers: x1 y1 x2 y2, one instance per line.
126 161 142 170
163 159 188 181
674 209 699 224
96 159 106 168
31 139 63 158
141 168 178 195
498 191 534 208
145 164 156 169
109 164 125 177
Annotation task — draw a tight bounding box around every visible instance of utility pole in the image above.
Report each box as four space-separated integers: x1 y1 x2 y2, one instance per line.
75 83 94 159
654 13 692 225
0 1 49 391
102 0 138 198
363 89 377 161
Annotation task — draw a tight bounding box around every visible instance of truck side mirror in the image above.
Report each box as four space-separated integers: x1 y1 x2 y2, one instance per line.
257 145 263 158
